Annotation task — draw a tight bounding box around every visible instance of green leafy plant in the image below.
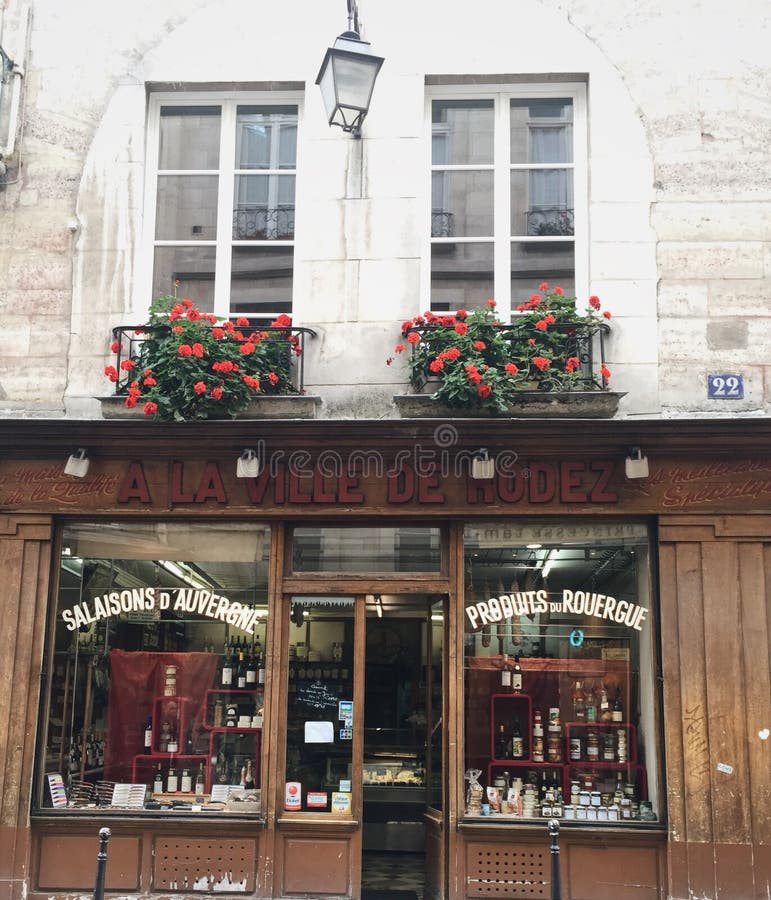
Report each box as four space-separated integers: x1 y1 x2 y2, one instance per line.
389 283 612 415
104 294 300 421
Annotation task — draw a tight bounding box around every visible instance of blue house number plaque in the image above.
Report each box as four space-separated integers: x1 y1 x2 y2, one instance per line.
707 374 744 399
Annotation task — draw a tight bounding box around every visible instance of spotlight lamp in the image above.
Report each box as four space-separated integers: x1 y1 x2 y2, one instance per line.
64 448 90 478
624 446 650 480
236 448 261 479
471 448 496 480
316 0 384 138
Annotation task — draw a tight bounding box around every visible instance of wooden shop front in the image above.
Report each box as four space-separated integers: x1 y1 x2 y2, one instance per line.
0 418 769 900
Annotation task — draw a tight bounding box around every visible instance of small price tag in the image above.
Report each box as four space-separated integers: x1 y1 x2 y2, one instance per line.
707 374 744 399
716 762 734 775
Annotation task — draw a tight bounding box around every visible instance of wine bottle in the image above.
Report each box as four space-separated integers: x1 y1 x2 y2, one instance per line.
246 650 257 685
500 654 511 690
195 762 205 794
511 657 522 693
495 723 508 759
154 763 163 795
243 759 255 790
511 716 524 759
221 648 234 687
237 651 247 689
181 768 192 792
143 716 153 753
167 766 178 793
572 680 586 721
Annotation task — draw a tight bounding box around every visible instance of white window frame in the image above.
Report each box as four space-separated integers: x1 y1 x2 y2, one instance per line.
424 83 588 320
135 90 304 321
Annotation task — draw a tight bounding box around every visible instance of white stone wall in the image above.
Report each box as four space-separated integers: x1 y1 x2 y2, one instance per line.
0 0 768 418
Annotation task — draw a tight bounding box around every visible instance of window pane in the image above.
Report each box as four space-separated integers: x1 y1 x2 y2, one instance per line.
432 100 494 165
159 106 221 169
432 171 493 237
41 523 270 814
233 175 296 239
155 175 219 241
285 597 354 813
431 242 494 313
236 106 298 170
510 170 574 237
230 246 294 321
510 242 574 308
510 99 573 164
152 246 216 309
462 523 661 826
428 597 444 810
292 527 441 573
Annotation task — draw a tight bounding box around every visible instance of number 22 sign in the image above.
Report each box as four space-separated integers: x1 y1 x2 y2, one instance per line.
707 374 744 399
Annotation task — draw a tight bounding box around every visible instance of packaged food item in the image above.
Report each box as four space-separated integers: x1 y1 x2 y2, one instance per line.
486 785 501 813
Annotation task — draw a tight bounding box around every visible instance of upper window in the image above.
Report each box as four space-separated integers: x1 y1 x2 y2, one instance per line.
144 95 301 323
428 85 586 318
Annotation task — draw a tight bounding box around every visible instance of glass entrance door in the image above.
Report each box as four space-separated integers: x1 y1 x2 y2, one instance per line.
361 594 445 900
280 593 445 900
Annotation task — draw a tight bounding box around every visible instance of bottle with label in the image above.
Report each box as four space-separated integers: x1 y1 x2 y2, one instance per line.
599 686 612 722
246 651 257 685
167 724 178 754
511 716 525 759
586 729 600 762
572 681 586 721
614 772 624 805
602 730 615 762
532 709 544 762
617 729 628 763
154 763 163 795
167 767 178 793
495 723 509 759
258 650 266 686
195 762 205 794
569 735 582 761
547 729 562 763
612 691 623 722
237 652 247 689
585 684 597 722
511 658 523 693
500 654 512 690
180 768 192 792
243 759 255 790
221 648 234 687
143 718 153 753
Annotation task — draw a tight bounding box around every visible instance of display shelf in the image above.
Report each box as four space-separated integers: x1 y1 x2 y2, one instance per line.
564 721 637 765
208 729 261 793
202 688 264 730
565 763 648 800
131 753 207 787
489 693 531 761
150 696 197 753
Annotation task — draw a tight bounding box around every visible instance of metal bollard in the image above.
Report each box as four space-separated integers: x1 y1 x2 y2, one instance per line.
548 819 562 900
93 827 111 900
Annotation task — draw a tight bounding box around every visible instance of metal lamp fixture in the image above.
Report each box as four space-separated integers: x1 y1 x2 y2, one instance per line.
471 448 496 480
316 0 384 138
236 448 261 479
64 448 90 478
624 446 649 480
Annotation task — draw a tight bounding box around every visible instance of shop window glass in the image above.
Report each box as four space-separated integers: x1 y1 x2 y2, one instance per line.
284 597 355 814
39 523 270 816
292 526 441 573
462 522 661 826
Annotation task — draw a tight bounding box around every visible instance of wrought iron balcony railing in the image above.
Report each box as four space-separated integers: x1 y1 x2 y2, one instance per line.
405 318 610 393
233 206 295 240
526 208 574 237
109 323 316 395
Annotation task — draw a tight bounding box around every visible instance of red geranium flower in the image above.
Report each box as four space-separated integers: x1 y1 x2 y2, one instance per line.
268 372 279 386
565 356 580 373
486 299 496 307
473 340 486 350
193 381 207 394
539 282 549 290
192 343 204 358
478 383 492 398
182 299 193 308
535 319 549 331
454 322 468 335
394 343 405 353
110 340 123 353
504 363 519 375
533 356 551 371
178 344 192 357
211 387 223 400
445 347 461 360
143 401 158 416
407 332 421 344
429 359 444 373
239 342 255 355
104 365 118 381
553 286 564 295
236 317 250 327
589 296 601 309
143 376 157 386
600 364 611 380
212 327 225 339
456 309 468 319
120 359 136 371
603 311 612 320
186 309 200 321
172 325 184 333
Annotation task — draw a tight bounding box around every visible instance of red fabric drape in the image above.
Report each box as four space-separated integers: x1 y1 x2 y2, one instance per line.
104 650 218 784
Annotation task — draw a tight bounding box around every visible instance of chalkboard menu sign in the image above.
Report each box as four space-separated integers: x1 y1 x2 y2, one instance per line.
296 680 340 712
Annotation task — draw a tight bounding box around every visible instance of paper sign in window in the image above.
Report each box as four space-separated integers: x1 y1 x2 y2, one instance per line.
305 720 334 743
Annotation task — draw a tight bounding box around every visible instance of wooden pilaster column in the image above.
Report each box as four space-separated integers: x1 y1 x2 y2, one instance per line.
0 515 53 900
